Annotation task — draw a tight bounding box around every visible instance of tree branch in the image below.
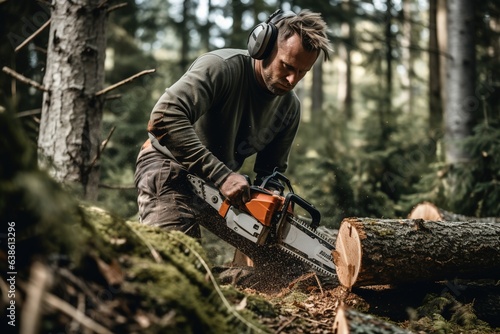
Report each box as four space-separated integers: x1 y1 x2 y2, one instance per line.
2 66 48 92
87 126 116 172
15 19 51 53
16 109 41 118
104 93 122 101
44 292 113 334
107 3 128 13
95 69 155 96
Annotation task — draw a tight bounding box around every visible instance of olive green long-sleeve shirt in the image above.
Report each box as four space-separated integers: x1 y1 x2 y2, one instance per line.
147 49 301 187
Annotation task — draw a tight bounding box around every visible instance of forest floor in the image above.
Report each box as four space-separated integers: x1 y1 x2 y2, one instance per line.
2 204 500 334
203 227 500 334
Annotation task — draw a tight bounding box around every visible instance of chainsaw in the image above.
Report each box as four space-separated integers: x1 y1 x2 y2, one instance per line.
187 170 337 277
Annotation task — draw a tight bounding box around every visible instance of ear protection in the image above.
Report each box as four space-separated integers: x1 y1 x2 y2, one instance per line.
247 9 296 60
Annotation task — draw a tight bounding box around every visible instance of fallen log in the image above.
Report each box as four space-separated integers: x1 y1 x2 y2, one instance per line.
332 304 412 334
333 217 500 288
408 201 500 223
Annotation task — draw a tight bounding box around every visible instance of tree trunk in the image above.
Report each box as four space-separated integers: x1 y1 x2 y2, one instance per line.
332 304 412 334
428 0 443 140
437 0 447 118
333 217 500 288
336 1 353 120
311 57 324 127
408 201 500 223
400 0 413 114
381 0 393 143
38 0 107 201
444 0 476 164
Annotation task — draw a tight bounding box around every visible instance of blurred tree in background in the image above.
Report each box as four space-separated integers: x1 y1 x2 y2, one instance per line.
1 0 499 226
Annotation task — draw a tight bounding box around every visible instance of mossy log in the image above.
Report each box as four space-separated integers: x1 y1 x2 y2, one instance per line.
333 217 500 288
408 201 500 223
332 305 411 334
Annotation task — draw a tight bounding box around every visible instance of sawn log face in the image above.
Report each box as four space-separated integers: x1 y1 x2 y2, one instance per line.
333 217 500 288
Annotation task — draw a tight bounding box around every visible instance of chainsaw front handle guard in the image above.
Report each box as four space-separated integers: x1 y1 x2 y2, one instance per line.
259 170 294 195
282 193 321 229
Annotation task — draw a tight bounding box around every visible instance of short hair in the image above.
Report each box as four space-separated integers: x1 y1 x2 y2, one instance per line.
277 10 332 61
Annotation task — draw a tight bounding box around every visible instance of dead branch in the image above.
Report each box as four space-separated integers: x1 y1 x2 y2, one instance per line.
276 315 298 334
15 19 51 53
58 268 104 308
20 262 53 334
87 126 116 172
34 46 47 54
313 272 324 296
95 69 155 96
104 93 122 101
44 292 113 334
107 2 128 13
2 66 48 92
16 109 41 118
68 293 86 333
97 0 110 9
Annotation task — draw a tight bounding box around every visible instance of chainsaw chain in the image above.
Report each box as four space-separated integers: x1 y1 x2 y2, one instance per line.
278 216 337 277
277 244 337 278
288 216 336 246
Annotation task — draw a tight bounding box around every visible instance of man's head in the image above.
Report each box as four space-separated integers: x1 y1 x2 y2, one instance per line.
274 10 331 62
252 10 332 96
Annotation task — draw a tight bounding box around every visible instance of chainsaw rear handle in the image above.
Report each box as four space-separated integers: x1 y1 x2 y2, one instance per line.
282 193 321 229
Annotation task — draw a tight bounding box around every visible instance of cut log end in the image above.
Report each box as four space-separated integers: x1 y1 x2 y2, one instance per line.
408 201 441 220
333 219 362 288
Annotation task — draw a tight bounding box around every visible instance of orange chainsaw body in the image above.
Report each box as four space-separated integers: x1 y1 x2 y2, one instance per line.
218 191 286 226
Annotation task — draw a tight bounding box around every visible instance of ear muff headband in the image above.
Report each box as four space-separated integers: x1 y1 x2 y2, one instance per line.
247 9 296 60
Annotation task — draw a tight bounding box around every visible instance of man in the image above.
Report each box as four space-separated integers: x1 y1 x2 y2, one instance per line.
134 9 331 245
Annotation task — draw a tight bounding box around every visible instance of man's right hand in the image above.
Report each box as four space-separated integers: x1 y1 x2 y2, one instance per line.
219 172 250 209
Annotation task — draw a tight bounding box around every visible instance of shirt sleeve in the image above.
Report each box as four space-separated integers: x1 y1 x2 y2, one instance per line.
147 54 233 187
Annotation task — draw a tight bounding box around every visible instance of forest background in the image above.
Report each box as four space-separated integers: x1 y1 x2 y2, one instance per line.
1 0 499 232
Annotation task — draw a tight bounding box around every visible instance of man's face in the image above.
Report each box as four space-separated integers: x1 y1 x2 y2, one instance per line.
260 33 319 96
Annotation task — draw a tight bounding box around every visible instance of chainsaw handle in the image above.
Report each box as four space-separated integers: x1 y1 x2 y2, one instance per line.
259 170 294 194
283 193 321 229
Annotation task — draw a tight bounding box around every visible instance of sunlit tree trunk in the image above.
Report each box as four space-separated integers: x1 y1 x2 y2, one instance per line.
38 0 107 201
336 0 353 120
444 0 476 164
200 0 214 52
437 0 447 113
400 0 413 114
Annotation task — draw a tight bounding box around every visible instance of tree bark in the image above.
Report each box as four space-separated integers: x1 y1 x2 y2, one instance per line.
332 304 412 334
333 217 500 289
408 202 500 224
38 0 107 201
444 0 476 164
311 57 323 124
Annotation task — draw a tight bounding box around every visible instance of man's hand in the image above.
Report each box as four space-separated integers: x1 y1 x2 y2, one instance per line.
220 172 250 208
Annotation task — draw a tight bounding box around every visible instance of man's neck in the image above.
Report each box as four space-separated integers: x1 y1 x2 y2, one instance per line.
253 59 266 91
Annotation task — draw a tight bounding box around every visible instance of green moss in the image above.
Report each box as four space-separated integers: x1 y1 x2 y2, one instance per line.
408 292 498 334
